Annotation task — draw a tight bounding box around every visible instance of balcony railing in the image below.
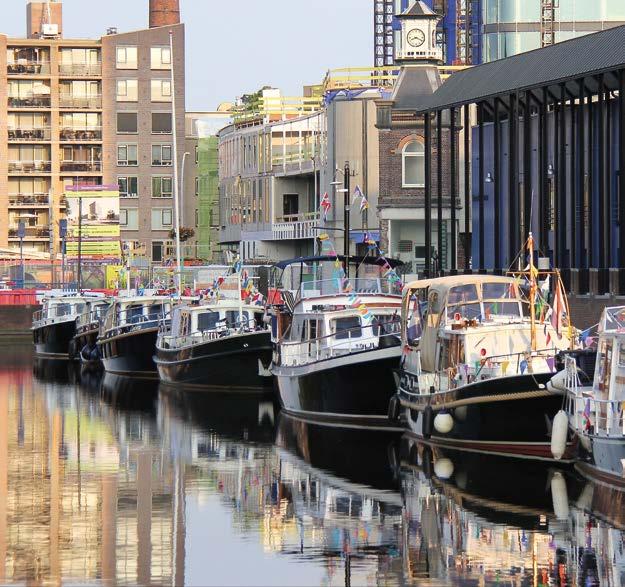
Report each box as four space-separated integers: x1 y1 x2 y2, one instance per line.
59 95 102 109
272 212 320 240
60 161 102 173
8 193 50 207
8 127 51 141
8 96 51 109
7 61 50 75
59 63 102 77
60 127 102 141
8 161 51 173
8 227 50 239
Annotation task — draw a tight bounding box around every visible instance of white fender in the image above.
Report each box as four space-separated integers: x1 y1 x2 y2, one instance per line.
576 482 595 512
434 412 454 434
551 410 569 460
550 471 570 521
433 458 454 480
547 369 569 394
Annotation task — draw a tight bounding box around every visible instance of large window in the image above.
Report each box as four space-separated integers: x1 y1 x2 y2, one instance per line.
152 112 172 134
151 208 173 230
120 208 138 230
152 176 173 198
118 176 138 198
117 144 138 166
151 47 171 69
151 80 172 102
152 145 172 166
402 141 425 188
117 112 137 134
116 46 137 69
116 79 138 102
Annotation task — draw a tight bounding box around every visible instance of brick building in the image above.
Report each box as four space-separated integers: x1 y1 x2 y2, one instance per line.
376 2 463 274
0 0 187 262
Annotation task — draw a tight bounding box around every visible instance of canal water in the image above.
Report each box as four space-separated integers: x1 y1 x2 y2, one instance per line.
1 344 624 585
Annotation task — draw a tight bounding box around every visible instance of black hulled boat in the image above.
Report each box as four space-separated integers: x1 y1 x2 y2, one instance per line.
98 295 171 378
269 256 404 428
155 299 273 391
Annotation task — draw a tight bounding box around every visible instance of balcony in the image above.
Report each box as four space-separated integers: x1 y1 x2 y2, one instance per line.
8 227 50 240
59 95 102 109
59 62 102 77
8 161 51 174
8 96 51 109
8 127 51 141
272 212 320 240
60 127 102 141
60 161 102 173
8 194 50 207
7 61 50 75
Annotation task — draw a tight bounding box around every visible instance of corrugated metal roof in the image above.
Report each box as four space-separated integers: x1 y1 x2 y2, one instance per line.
413 24 625 113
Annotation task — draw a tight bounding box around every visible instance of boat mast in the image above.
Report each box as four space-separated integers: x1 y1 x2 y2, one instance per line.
237 267 243 330
528 232 537 351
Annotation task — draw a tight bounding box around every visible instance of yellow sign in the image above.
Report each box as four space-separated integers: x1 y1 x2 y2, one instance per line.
66 241 121 257
106 265 125 289
64 190 119 198
70 225 120 238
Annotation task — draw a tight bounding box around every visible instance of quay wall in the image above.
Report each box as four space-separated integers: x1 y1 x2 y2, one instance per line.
0 305 39 338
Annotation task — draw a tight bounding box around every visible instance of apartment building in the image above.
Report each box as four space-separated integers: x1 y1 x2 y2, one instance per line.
0 0 186 262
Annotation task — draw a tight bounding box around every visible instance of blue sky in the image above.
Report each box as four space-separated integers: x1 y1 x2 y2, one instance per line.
2 0 373 110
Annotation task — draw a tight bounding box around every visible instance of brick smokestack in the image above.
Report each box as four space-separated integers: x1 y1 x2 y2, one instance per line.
149 0 180 28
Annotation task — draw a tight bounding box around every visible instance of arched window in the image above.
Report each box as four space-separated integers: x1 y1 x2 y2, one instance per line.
402 141 425 188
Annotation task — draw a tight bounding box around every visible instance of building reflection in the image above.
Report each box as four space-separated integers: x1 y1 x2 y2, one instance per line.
1 366 184 585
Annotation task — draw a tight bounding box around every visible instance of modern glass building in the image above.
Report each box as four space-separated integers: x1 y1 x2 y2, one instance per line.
376 0 625 67
482 0 625 62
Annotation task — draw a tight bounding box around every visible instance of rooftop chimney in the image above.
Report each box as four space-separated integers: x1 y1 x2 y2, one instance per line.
149 0 180 28
27 1 63 39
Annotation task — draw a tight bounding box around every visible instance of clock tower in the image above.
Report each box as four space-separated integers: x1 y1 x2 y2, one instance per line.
395 1 443 65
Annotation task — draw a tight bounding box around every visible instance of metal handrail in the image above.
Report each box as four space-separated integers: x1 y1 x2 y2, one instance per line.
278 321 400 366
159 317 263 350
33 303 84 326
298 278 402 300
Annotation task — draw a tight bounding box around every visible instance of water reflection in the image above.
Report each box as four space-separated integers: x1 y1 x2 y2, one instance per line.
1 346 624 585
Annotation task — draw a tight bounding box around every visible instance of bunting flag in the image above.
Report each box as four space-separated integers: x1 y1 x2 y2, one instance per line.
352 185 369 213
550 279 566 337
320 192 332 220
546 356 556 372
501 360 509 376
520 360 528 374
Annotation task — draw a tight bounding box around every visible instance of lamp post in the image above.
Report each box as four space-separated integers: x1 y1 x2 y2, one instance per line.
59 219 67 289
343 161 351 277
18 221 25 288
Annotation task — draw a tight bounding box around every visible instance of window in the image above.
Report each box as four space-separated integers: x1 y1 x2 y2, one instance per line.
151 47 171 69
116 79 138 102
152 144 172 166
151 208 173 230
151 80 172 102
118 176 138 198
152 240 174 262
117 112 137 134
117 144 138 166
332 317 362 340
152 112 172 134
120 208 138 230
402 141 425 187
152 176 173 198
198 312 220 331
116 46 138 69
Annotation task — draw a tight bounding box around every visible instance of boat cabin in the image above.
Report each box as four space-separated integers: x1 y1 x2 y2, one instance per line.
401 275 571 392
101 296 172 336
34 293 106 327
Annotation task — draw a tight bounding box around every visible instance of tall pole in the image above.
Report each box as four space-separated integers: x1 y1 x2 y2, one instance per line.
77 197 82 291
343 161 350 278
170 30 182 295
313 154 318 255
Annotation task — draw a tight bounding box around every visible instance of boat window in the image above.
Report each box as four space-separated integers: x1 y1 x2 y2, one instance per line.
147 304 165 321
447 284 479 304
482 282 516 300
225 310 250 327
483 301 521 319
373 314 400 336
446 302 482 321
332 316 362 340
74 303 86 315
126 305 144 323
55 303 72 317
198 312 220 331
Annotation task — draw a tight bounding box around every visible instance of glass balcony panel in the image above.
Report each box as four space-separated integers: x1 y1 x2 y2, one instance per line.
59 127 102 141
7 61 51 75
8 96 51 108
59 62 102 76
8 161 52 173
8 193 50 206
59 95 102 109
60 161 102 173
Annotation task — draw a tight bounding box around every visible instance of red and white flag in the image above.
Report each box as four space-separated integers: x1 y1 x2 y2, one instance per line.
550 280 566 336
320 192 331 220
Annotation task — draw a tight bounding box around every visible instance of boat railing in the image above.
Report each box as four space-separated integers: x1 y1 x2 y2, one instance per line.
33 304 79 327
277 321 401 367
76 308 106 332
298 278 401 300
159 317 262 350
103 308 170 338
565 392 625 438
404 348 560 395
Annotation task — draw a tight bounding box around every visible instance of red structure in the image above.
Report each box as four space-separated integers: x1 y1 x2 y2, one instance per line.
149 0 180 28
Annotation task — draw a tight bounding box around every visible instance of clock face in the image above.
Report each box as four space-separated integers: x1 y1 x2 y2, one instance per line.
407 28 426 48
